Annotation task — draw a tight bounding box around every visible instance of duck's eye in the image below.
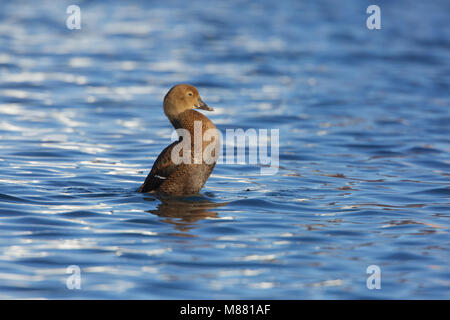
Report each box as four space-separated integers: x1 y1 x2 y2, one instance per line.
188 92 193 96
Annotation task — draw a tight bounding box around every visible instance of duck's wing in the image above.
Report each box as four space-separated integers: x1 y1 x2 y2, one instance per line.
139 141 179 193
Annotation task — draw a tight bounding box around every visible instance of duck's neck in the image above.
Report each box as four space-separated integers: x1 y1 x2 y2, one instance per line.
167 110 218 148
168 110 215 132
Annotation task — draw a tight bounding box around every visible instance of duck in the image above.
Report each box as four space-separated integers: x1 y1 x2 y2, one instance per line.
139 84 220 196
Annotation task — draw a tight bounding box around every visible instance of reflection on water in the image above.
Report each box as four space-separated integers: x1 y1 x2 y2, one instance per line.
147 197 227 232
0 0 449 299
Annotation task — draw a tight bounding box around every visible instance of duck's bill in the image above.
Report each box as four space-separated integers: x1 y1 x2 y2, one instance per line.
195 99 214 111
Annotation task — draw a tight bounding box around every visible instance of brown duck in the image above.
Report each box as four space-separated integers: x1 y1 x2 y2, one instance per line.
139 84 220 196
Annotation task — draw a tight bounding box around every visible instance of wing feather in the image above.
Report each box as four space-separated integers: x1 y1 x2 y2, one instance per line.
138 141 179 193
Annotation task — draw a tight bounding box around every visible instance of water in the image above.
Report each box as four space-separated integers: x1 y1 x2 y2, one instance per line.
0 0 449 299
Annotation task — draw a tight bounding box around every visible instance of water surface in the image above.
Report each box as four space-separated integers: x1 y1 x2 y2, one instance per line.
0 0 449 299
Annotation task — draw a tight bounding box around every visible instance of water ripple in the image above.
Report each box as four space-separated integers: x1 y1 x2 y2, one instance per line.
0 0 449 299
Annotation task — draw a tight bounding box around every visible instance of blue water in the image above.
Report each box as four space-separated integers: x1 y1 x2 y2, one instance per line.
0 0 449 299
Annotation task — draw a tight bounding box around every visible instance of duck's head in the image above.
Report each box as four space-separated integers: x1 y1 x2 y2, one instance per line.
163 84 213 119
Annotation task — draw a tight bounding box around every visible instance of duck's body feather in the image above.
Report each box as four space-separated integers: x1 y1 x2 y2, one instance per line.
140 103 219 196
